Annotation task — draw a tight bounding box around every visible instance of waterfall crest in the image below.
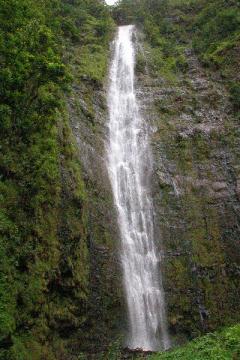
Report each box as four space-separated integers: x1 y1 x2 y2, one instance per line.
106 25 170 351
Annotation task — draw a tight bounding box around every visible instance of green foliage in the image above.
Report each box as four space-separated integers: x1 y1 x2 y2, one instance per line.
191 0 240 109
115 0 189 83
0 0 113 359
150 324 240 359
193 2 240 54
56 0 114 82
115 0 239 106
77 44 109 83
100 339 122 359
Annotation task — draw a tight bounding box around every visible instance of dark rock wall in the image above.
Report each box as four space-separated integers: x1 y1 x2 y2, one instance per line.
136 36 240 344
67 44 124 353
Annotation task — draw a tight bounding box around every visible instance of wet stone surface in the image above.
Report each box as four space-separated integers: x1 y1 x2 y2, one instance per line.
135 36 240 343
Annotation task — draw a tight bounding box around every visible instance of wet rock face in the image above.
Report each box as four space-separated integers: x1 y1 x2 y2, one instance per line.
68 71 124 350
136 42 240 341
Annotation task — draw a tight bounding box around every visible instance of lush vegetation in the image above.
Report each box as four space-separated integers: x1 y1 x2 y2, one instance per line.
150 324 240 360
113 0 240 110
1 0 239 358
0 1 113 359
191 0 240 111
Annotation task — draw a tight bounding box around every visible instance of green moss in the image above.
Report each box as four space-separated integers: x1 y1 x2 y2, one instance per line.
150 324 240 360
0 0 114 358
77 45 110 84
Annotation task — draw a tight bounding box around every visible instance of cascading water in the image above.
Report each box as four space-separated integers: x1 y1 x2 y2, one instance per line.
106 25 170 351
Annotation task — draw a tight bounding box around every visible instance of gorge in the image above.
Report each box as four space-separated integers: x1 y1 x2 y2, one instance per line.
0 0 239 359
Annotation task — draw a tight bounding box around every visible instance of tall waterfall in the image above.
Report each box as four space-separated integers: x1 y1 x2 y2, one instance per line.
106 25 170 351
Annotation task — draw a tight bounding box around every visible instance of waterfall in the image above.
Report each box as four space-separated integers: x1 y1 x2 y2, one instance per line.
106 25 170 351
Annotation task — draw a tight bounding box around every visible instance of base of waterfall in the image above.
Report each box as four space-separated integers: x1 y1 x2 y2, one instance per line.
123 347 156 358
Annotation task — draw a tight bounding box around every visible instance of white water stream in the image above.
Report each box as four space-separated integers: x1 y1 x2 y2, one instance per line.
106 25 170 351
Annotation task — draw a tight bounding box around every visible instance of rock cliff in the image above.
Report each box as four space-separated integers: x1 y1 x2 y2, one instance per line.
135 28 240 344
